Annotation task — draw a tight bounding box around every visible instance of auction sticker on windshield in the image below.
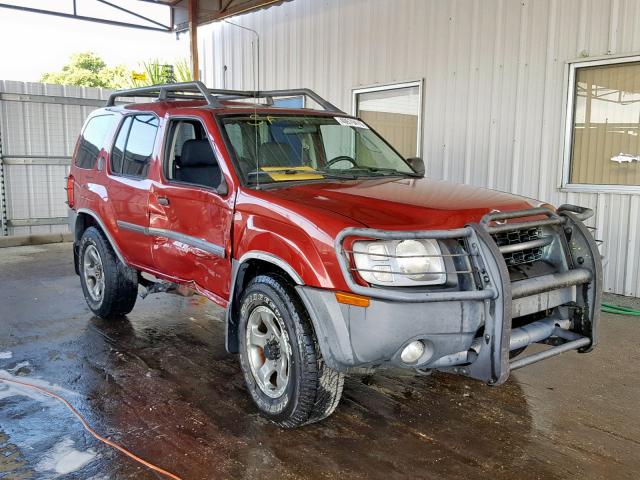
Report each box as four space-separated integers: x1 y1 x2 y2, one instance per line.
261 166 325 181
335 117 369 129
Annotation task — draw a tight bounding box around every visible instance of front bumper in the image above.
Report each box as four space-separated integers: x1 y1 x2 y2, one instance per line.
298 205 601 385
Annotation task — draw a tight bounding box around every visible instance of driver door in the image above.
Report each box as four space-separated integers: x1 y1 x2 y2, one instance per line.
148 116 234 302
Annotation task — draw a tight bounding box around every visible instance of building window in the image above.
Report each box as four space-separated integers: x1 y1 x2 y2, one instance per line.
353 81 423 158
564 57 640 191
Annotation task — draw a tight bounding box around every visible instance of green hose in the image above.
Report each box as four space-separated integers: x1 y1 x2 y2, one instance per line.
602 303 640 316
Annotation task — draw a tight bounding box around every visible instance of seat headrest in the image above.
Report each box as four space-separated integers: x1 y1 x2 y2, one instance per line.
259 142 294 166
180 139 217 167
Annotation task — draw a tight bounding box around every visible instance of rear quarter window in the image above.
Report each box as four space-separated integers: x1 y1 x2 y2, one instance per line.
75 114 117 169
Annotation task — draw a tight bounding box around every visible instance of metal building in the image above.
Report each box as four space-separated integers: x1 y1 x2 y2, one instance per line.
0 81 113 236
199 0 640 297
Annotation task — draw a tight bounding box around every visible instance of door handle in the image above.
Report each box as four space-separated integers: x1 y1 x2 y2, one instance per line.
157 196 170 206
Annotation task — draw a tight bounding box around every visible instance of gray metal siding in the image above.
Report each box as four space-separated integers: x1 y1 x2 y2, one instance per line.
0 81 112 236
200 0 640 297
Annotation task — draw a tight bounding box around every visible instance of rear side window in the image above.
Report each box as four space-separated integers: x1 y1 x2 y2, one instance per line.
110 114 159 178
75 114 117 169
110 117 131 174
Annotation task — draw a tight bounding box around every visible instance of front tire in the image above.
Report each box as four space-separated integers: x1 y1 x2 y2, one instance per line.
238 274 344 428
79 227 138 318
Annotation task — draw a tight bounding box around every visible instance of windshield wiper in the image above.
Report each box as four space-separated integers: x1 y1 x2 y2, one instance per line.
327 167 420 178
246 168 359 183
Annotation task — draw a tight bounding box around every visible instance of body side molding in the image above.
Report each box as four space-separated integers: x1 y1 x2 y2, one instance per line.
117 220 225 258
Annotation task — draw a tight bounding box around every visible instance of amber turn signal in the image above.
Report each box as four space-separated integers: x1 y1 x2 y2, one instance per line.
335 291 370 308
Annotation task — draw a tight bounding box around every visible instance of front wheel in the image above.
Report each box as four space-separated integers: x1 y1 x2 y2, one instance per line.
238 274 344 428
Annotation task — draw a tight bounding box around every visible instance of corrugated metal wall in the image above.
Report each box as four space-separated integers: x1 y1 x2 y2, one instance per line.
0 81 112 236
200 0 640 297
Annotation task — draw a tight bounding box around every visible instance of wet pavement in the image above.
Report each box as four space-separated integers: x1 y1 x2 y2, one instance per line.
0 242 639 479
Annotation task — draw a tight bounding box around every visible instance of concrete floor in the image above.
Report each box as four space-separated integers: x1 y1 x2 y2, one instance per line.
0 242 638 480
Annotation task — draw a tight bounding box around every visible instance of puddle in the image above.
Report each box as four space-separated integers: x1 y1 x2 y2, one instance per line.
0 372 95 478
36 437 97 476
0 431 34 479
8 361 31 376
0 370 78 402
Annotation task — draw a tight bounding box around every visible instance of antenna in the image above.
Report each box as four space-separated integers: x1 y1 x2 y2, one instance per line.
224 20 261 188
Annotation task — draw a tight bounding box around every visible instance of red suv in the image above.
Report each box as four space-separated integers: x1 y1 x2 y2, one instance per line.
67 82 601 428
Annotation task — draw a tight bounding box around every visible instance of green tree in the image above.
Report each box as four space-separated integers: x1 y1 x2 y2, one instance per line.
174 59 192 83
131 58 192 87
40 52 132 89
41 52 193 89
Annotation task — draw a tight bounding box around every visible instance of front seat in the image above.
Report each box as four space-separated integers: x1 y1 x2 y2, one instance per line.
176 139 221 189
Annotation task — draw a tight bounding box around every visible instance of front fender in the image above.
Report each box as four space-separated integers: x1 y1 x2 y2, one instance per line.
225 213 342 353
234 214 335 289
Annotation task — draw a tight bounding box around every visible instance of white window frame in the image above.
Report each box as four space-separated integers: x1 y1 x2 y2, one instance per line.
562 54 640 194
352 80 424 157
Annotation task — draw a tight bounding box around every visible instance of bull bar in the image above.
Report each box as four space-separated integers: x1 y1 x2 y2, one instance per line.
334 204 602 384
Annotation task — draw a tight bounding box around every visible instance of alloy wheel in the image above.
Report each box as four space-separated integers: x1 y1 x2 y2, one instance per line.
245 305 291 398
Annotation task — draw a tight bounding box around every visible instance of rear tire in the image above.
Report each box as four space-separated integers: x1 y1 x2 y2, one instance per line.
79 227 138 318
238 274 344 428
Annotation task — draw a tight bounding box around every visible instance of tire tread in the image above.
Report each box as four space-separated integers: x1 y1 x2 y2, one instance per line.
79 227 137 318
240 274 344 428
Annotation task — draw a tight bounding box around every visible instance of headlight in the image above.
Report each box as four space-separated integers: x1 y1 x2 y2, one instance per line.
352 239 446 286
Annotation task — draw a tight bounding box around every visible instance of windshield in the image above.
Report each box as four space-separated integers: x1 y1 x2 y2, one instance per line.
220 114 416 185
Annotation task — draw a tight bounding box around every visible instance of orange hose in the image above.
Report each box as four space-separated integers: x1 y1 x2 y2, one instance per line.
0 375 183 480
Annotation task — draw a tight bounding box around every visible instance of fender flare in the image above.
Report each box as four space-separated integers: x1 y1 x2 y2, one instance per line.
236 251 304 285
75 208 128 266
225 251 304 353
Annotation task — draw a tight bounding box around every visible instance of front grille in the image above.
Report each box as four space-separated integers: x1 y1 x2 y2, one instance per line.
492 227 545 266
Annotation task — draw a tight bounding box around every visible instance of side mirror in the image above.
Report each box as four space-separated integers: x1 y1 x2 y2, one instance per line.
406 157 425 177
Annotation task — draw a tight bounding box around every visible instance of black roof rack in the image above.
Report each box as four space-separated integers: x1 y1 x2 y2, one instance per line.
105 81 344 113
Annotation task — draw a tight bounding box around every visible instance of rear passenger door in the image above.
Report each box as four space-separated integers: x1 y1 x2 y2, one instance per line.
148 116 233 302
108 114 159 268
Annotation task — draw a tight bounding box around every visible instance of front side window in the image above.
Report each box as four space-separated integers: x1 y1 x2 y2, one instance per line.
221 115 415 186
110 114 159 178
75 114 117 169
163 119 222 190
566 58 640 189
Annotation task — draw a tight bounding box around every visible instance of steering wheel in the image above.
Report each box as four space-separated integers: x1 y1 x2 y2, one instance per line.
326 155 358 169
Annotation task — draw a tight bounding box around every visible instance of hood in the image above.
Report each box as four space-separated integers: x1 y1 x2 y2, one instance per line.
260 177 538 230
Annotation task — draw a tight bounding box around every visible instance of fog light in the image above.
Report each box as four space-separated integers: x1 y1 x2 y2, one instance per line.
401 340 425 364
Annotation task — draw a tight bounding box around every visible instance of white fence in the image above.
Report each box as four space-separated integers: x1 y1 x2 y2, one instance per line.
0 81 112 236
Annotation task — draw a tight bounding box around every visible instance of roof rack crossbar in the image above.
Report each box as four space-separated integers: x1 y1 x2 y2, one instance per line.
106 81 222 107
218 89 342 112
106 83 344 113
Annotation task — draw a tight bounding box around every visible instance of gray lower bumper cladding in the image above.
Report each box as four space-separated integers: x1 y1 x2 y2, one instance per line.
304 205 601 385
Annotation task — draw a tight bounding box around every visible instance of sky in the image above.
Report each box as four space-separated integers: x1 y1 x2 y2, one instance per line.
0 0 190 82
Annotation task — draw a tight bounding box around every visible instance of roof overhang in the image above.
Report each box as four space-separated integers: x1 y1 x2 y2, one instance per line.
0 0 290 33
151 0 291 32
